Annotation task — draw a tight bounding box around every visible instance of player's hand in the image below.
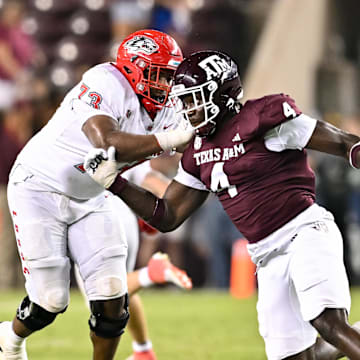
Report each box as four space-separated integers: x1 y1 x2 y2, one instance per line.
84 146 118 188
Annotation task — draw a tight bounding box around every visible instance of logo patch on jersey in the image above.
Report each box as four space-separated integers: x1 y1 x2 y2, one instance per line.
232 133 241 142
124 35 159 55
198 55 231 81
74 163 86 173
194 136 202 150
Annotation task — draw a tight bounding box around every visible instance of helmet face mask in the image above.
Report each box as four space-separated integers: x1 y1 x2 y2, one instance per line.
142 65 175 105
170 80 220 136
170 51 243 137
116 30 183 113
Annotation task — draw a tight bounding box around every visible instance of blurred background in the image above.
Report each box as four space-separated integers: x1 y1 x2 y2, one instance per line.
1 0 360 293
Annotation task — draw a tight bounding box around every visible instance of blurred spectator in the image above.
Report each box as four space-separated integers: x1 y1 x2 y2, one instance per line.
147 0 190 50
3 102 35 145
0 0 39 110
0 0 41 290
110 0 151 42
0 118 23 289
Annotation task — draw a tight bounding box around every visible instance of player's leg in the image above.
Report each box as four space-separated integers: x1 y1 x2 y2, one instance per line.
73 266 131 360
89 295 129 360
112 196 156 360
313 337 343 360
311 309 360 359
127 295 150 344
1 180 71 359
279 337 345 360
127 252 192 294
68 195 129 360
126 294 156 360
254 250 318 359
290 213 356 359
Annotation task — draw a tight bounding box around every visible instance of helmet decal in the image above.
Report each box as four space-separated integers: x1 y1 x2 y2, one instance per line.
124 35 159 55
198 55 231 81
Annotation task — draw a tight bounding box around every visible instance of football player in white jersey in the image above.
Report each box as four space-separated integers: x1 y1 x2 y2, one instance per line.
74 161 192 360
0 30 194 360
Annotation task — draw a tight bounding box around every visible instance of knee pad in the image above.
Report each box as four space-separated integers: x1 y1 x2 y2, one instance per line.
89 294 130 338
16 296 66 331
43 286 70 313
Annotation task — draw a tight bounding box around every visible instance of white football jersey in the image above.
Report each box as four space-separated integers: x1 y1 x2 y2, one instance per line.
15 63 180 199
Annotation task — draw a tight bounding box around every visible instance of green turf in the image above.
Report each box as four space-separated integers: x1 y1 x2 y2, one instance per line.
1 288 360 359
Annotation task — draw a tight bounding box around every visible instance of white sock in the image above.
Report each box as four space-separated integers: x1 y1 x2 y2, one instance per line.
138 267 154 288
132 340 153 352
7 322 25 346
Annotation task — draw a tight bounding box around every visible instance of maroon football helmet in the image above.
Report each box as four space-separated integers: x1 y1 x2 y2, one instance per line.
170 51 243 136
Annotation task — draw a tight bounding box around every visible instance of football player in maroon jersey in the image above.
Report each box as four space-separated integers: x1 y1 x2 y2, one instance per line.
85 50 360 359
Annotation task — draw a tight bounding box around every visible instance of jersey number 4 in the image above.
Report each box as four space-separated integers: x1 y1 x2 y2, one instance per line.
282 101 297 118
78 83 103 109
210 162 238 198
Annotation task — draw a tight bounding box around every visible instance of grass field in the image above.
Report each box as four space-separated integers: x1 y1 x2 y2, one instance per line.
1 288 360 359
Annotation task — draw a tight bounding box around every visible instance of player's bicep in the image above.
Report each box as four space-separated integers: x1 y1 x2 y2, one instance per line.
163 180 209 229
82 115 119 148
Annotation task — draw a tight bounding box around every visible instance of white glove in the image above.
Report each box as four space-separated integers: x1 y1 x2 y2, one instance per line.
84 146 118 188
154 128 194 152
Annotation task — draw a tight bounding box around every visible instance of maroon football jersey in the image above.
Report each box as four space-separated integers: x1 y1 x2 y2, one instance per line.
180 94 315 243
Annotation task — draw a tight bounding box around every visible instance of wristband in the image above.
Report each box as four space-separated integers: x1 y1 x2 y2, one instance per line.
108 176 128 194
349 141 360 169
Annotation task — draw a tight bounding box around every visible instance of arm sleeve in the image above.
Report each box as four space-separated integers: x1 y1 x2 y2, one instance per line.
264 113 317 152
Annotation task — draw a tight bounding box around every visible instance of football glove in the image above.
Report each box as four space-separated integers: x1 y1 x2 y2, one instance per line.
154 128 194 152
84 146 118 188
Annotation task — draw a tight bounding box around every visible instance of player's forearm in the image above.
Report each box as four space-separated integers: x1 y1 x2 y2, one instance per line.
108 130 194 163
307 120 360 159
106 131 162 162
109 177 176 232
83 115 194 162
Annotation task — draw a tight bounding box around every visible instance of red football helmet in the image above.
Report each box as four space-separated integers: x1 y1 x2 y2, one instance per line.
115 29 183 115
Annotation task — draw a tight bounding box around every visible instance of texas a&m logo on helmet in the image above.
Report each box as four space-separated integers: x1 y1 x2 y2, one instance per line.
198 54 231 81
124 35 159 55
